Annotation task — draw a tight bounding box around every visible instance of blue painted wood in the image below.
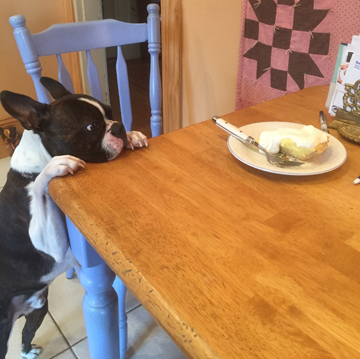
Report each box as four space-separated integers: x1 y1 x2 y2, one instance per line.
32 21 148 56
86 50 104 102
66 218 105 268
116 46 132 132
77 263 120 359
9 15 51 104
65 267 75 279
66 218 120 358
56 54 75 94
147 4 162 137
113 276 128 359
9 5 162 357
9 4 162 136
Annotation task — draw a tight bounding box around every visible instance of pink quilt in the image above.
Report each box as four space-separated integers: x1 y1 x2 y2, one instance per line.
236 0 360 109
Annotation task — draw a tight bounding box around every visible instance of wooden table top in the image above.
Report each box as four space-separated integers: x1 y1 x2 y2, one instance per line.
49 86 360 359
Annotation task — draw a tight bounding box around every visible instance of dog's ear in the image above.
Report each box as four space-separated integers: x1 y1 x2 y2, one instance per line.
0 91 49 131
40 77 72 100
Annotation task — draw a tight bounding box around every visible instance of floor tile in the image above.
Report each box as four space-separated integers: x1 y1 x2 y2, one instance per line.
124 287 142 313
51 349 76 359
71 305 185 359
48 273 87 346
126 305 186 359
0 156 10 188
48 273 141 346
6 313 69 359
71 339 90 359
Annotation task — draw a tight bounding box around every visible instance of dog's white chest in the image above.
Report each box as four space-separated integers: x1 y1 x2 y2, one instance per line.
40 248 77 284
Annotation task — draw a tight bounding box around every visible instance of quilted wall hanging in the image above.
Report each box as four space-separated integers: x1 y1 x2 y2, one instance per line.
235 0 360 109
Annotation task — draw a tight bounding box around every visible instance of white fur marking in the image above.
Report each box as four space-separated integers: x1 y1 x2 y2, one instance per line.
10 288 47 327
40 248 77 284
126 131 148 149
11 130 52 174
78 97 107 119
21 344 43 359
27 155 85 263
27 294 45 309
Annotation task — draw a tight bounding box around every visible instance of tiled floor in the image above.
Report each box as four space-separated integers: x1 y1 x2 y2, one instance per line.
0 157 186 359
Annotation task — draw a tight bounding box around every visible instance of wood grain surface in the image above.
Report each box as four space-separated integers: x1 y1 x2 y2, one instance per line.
49 86 360 359
161 0 182 134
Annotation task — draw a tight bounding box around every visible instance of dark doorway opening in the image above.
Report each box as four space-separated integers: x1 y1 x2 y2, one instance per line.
103 0 161 138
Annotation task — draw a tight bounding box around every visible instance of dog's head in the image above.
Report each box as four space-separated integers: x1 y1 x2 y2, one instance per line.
0 77 127 162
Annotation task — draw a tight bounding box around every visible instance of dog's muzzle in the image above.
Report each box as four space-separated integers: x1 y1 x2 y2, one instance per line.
110 122 125 138
102 121 127 160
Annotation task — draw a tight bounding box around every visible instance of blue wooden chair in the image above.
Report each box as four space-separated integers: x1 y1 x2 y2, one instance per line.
9 4 161 359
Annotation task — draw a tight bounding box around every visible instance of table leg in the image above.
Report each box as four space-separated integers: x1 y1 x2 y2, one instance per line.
66 217 120 359
113 276 128 359
77 264 120 359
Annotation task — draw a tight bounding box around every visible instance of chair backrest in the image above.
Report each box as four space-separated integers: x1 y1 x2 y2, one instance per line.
9 4 162 137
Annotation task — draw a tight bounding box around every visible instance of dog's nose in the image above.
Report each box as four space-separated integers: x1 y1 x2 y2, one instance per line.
110 122 125 138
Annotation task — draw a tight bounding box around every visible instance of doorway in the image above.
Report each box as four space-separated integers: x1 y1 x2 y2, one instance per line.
102 0 160 138
72 0 182 135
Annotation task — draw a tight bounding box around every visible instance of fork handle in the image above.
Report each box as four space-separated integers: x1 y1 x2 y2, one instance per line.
212 116 249 142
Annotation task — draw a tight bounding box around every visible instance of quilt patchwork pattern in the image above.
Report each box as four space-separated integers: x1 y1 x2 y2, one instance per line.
242 0 331 91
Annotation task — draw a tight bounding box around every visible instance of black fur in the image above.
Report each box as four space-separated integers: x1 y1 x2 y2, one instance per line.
0 170 54 299
0 78 128 357
0 170 51 358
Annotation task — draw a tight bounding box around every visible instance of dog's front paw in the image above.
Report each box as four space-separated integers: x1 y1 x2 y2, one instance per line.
21 344 43 359
126 131 148 150
45 155 86 178
33 155 85 194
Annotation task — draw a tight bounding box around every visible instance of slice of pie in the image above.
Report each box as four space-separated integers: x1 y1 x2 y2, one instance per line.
259 125 329 161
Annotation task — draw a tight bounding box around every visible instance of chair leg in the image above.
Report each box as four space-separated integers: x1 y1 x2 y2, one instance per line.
148 4 162 137
66 267 75 279
113 276 128 359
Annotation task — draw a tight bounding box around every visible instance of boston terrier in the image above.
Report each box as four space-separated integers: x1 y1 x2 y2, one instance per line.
0 77 148 359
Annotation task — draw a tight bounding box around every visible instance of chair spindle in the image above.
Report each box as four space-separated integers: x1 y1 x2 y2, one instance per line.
86 50 103 102
147 4 162 137
56 54 75 94
116 46 132 132
9 15 51 104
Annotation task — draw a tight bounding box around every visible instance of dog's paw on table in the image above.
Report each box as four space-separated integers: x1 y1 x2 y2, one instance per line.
126 131 148 150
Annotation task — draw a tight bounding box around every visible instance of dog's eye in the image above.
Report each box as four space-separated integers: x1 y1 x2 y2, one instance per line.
86 122 100 132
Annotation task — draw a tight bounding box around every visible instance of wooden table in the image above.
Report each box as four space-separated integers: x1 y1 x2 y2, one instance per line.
50 86 360 359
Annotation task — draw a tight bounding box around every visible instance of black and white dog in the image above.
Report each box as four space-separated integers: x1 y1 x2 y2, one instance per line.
0 77 148 358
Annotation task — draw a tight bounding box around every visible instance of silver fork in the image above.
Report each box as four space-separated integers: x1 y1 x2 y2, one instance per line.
212 116 304 167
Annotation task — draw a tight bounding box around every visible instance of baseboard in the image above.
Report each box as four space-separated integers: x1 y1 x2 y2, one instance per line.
0 116 23 159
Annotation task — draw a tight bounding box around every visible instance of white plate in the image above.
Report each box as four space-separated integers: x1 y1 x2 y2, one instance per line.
227 122 347 176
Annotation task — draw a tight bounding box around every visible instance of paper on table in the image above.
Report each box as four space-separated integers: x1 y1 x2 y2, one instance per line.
325 42 347 109
332 51 360 115
329 35 360 116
